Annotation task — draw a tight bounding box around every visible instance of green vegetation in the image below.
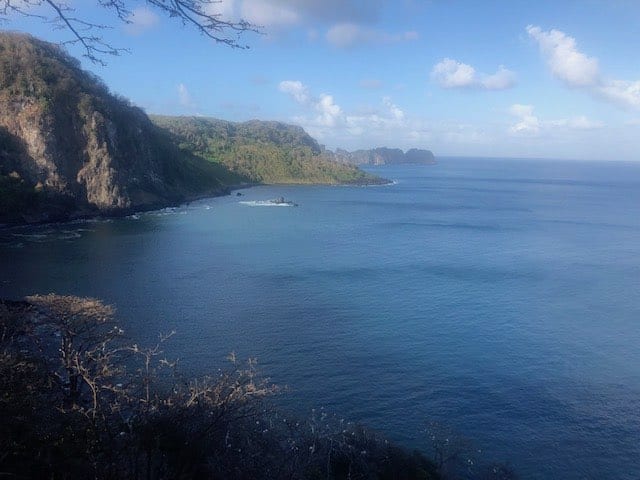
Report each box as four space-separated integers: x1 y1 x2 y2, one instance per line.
152 115 387 185
0 295 439 479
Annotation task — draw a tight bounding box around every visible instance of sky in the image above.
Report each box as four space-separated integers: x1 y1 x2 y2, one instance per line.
3 0 640 161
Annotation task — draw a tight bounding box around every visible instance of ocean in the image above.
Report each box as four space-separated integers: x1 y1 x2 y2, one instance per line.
2 157 640 478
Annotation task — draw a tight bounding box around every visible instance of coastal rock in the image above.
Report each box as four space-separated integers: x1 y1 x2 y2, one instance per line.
326 146 436 165
0 32 230 224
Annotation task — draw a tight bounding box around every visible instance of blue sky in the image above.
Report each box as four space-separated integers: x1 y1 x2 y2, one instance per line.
4 0 640 160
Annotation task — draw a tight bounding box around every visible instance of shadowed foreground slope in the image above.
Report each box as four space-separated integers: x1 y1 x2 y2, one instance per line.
0 295 439 479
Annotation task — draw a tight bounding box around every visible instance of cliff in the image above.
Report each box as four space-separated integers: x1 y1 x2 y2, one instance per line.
329 147 436 165
0 32 243 224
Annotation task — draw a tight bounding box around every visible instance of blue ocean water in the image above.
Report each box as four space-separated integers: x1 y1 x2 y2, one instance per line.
2 158 640 478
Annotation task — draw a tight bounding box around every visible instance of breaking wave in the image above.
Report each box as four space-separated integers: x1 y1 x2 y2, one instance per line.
239 200 294 207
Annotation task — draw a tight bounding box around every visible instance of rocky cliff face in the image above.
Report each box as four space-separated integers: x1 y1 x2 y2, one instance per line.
0 33 231 224
328 147 436 165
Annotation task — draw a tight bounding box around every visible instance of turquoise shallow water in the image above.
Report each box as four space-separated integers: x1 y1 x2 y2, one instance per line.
2 158 640 478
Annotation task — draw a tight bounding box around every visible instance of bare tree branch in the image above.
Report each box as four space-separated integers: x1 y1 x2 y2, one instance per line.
0 0 262 64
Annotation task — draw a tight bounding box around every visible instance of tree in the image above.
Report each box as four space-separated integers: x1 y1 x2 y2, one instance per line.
0 0 261 64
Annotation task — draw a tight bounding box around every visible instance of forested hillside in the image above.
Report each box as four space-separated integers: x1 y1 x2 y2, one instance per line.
151 115 386 185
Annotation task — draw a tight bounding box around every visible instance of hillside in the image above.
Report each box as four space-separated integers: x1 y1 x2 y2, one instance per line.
0 32 245 224
330 147 436 165
151 115 386 185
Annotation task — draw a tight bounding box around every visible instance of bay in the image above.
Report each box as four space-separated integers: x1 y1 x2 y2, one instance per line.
2 158 640 479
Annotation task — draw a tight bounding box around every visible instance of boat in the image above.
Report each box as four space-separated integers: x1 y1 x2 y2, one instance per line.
270 196 298 206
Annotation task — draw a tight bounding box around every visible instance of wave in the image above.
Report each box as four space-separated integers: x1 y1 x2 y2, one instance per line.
150 207 188 216
239 200 294 207
11 229 83 242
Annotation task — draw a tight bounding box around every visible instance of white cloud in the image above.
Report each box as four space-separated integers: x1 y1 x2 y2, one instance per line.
124 7 160 35
509 104 540 135
326 23 418 48
431 58 516 90
597 80 640 109
177 83 194 108
279 80 413 145
279 81 346 134
509 104 604 135
383 97 404 121
275 81 622 159
315 94 342 127
527 25 640 110
527 25 599 88
431 58 476 88
241 0 299 27
278 80 310 104
205 0 237 18
481 66 517 90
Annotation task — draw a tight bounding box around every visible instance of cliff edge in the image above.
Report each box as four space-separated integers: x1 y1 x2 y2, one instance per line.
0 32 239 224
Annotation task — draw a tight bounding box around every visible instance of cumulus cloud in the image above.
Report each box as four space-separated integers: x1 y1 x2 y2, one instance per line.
431 59 476 88
508 103 603 135
431 58 516 90
124 7 160 35
526 25 599 87
279 80 343 128
177 83 194 108
597 80 640 109
315 94 342 127
509 104 540 135
279 80 311 104
326 23 418 48
382 97 404 121
482 66 518 90
278 80 412 143
527 25 640 110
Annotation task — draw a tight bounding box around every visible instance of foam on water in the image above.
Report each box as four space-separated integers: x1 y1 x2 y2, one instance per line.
239 200 294 207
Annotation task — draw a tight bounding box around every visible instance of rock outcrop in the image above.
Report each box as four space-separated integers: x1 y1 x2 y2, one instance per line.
0 32 234 224
328 147 436 166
